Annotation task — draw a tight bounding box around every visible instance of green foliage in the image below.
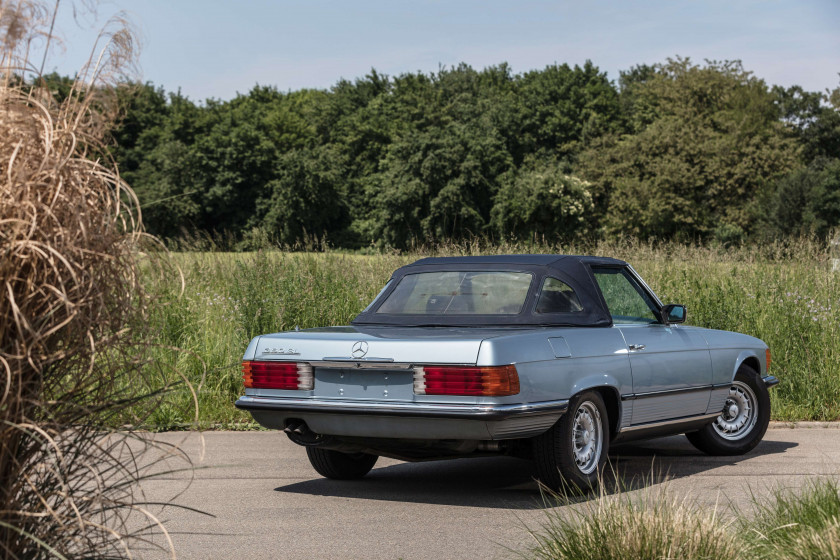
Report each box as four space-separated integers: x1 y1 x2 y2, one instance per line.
367 119 511 246
773 83 840 161
713 223 747 248
257 146 349 245
491 159 595 242
579 58 800 240
116 88 204 237
106 59 839 248
513 61 621 160
760 159 840 239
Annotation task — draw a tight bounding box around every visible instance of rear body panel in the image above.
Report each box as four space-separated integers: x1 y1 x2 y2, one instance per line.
238 325 623 439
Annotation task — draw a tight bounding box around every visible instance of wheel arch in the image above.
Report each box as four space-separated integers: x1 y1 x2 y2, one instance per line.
569 380 622 442
734 351 763 380
593 386 621 441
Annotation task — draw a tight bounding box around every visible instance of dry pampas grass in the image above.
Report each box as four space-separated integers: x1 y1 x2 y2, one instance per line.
0 1 194 558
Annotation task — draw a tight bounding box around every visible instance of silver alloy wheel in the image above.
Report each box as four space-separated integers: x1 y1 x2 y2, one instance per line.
713 381 758 440
572 401 603 475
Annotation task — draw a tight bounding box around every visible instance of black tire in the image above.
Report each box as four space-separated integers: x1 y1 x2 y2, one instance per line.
532 390 609 493
686 363 770 456
305 447 378 480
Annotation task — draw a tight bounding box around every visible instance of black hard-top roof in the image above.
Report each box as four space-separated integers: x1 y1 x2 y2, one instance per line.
352 254 634 328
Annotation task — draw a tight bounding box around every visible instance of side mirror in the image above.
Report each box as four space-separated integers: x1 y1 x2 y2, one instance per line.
662 304 686 324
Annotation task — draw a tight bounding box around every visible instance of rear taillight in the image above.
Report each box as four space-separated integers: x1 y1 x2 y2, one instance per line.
242 361 314 390
766 349 771 374
413 365 520 396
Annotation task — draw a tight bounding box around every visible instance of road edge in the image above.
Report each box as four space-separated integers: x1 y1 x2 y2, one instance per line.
769 421 840 429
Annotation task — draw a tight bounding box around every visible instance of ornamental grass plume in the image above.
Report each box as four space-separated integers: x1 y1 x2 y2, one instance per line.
527 479 746 560
0 1 193 558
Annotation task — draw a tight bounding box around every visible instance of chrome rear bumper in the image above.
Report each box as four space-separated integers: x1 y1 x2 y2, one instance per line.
235 395 569 420
236 396 569 440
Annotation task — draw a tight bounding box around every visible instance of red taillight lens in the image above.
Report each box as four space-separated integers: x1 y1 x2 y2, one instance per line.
242 361 314 390
414 365 520 396
766 349 771 374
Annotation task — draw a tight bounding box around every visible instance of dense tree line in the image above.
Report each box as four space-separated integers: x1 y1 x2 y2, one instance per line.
102 58 840 248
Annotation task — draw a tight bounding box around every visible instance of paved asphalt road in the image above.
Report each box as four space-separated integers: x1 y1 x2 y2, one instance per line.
135 426 840 559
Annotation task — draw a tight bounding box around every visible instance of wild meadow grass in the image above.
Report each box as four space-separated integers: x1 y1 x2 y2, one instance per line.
526 477 840 560
139 239 840 428
140 250 410 427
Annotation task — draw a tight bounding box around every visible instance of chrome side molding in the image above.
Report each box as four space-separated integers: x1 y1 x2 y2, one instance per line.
621 383 725 401
618 412 720 433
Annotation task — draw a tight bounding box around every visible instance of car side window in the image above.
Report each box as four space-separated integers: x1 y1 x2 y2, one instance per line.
535 277 583 313
592 267 659 324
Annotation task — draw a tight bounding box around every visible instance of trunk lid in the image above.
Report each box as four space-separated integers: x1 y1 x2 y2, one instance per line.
250 326 503 365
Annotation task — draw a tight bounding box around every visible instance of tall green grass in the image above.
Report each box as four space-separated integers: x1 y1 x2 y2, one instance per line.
139 239 840 428
141 250 410 427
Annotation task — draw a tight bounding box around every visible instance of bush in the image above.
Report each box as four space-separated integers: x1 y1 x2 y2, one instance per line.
492 160 595 242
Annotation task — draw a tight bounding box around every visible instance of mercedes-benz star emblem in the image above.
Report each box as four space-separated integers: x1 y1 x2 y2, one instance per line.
351 341 369 358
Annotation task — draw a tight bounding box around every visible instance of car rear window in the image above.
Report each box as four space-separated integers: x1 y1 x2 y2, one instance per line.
375 271 533 315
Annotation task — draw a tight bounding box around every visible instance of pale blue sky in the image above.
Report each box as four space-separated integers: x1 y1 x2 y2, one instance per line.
44 0 839 101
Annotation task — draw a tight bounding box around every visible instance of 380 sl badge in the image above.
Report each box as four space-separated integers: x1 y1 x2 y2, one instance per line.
262 347 300 355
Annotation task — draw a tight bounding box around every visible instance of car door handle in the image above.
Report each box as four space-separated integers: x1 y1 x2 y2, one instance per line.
628 344 646 351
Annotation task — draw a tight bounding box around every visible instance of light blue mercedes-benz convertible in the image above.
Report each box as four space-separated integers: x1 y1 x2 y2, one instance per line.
235 255 778 491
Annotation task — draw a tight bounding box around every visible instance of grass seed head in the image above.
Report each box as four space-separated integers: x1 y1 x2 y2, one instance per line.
0 2 190 558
